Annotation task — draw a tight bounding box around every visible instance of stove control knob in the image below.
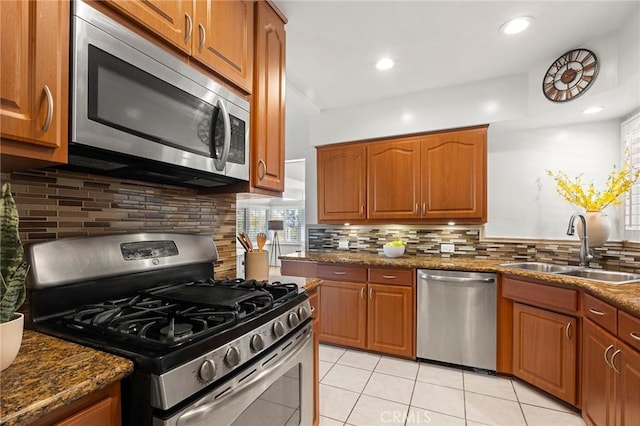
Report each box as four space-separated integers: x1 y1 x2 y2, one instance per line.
273 321 285 338
250 334 265 352
298 306 310 321
288 312 300 328
224 347 241 368
198 359 217 383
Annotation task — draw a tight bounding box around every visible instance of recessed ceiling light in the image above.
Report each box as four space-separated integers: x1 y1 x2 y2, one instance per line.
500 16 532 35
582 106 604 114
376 57 394 71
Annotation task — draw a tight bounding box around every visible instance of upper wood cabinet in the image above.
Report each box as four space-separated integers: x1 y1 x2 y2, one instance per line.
367 138 421 220
316 125 488 224
192 0 254 92
420 128 487 221
318 144 367 222
251 0 286 193
102 0 193 54
0 0 69 170
103 0 254 93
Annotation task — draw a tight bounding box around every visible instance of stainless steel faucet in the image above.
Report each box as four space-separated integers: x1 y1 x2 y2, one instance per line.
566 213 593 267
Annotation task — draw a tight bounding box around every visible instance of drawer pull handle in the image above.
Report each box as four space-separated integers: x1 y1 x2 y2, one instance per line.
42 85 54 132
611 349 621 374
589 308 605 316
184 13 193 43
565 322 572 340
630 332 640 341
198 23 206 51
333 271 347 275
604 344 614 368
382 275 397 279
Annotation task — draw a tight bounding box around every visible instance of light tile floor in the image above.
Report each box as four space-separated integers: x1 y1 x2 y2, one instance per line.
318 344 587 426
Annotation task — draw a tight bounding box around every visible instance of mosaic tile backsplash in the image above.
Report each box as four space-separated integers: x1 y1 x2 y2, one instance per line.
307 225 640 273
2 168 238 278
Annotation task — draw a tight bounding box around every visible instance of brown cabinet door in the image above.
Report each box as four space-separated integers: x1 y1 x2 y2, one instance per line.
615 341 640 426
512 303 577 404
0 0 68 166
582 320 617 426
420 127 487 221
367 138 421 220
193 0 254 92
319 281 366 349
317 144 367 222
103 0 193 54
251 1 285 192
367 283 414 358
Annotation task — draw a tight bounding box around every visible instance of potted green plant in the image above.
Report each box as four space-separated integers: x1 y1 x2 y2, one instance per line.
1 182 29 371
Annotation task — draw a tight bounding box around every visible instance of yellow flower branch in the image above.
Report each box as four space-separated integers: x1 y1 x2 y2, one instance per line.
547 159 640 211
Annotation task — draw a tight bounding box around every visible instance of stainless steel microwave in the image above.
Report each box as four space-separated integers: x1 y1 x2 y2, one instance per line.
68 1 249 188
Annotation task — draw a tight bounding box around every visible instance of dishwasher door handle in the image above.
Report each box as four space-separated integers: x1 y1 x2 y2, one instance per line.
420 274 495 283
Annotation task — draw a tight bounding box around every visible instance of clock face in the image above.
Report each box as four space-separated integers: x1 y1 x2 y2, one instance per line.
542 49 599 102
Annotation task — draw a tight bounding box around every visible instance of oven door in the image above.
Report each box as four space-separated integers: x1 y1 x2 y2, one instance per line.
72 2 249 181
154 324 313 426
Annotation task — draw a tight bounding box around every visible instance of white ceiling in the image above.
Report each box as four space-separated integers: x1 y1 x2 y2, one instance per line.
275 0 639 112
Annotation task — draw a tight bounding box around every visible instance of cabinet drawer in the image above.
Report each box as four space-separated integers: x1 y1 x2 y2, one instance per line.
317 264 367 282
618 310 640 352
583 293 617 334
502 277 578 314
368 268 414 286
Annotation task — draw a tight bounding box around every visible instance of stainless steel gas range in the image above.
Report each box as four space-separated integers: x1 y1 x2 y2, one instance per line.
26 233 313 426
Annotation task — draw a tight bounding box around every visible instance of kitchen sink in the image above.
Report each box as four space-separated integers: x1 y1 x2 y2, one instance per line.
556 269 640 284
500 262 578 273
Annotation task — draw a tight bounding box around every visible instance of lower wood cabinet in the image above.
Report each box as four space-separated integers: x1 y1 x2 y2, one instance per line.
511 302 578 405
318 265 415 358
31 381 121 426
582 314 640 426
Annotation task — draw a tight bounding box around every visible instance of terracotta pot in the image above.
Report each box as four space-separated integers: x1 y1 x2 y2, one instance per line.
577 210 611 248
0 313 24 371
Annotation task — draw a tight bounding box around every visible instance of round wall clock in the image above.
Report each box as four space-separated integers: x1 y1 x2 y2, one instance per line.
542 48 599 102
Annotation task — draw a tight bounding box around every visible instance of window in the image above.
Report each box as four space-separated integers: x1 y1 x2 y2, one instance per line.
623 111 640 236
236 206 305 243
271 208 306 242
236 208 268 241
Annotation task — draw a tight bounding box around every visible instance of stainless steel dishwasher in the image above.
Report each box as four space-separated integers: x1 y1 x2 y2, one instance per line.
417 269 497 371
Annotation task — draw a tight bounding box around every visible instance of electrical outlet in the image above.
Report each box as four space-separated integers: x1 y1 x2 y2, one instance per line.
338 240 349 250
440 243 455 253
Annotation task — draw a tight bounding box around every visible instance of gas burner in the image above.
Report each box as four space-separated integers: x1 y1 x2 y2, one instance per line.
159 319 194 343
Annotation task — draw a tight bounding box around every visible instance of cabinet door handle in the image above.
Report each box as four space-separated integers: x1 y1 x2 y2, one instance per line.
258 159 266 180
332 271 346 275
310 306 315 314
42 85 54 132
185 13 193 43
565 322 572 340
589 308 605 316
369 288 373 300
360 287 364 299
382 275 397 279
611 349 622 374
414 203 419 216
422 202 426 216
360 205 365 215
198 23 206 51
604 344 614 368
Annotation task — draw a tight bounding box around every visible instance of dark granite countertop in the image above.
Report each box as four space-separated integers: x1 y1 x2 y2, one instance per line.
281 252 640 317
0 331 134 426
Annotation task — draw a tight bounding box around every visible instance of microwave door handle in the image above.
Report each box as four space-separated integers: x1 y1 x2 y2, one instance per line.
213 98 231 172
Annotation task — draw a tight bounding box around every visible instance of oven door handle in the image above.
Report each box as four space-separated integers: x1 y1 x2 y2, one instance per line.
176 329 311 426
212 98 231 172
